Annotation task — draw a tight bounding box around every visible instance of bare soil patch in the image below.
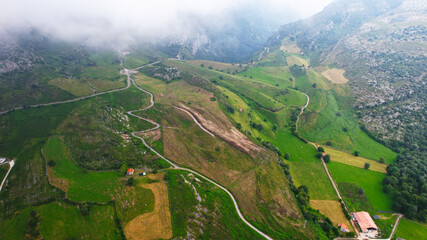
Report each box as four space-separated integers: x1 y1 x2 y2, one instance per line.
321 68 349 84
177 103 262 156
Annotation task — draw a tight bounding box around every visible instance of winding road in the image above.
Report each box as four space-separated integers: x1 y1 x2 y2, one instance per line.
125 64 273 240
0 59 273 240
0 160 15 192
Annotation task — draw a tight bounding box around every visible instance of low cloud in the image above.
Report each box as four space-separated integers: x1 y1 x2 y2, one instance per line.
0 0 333 48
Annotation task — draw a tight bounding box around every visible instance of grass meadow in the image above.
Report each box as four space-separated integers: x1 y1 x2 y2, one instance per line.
393 218 427 240
43 136 123 203
0 202 121 240
328 161 392 211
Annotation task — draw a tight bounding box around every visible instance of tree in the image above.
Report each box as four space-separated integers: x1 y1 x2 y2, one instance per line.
317 146 325 153
208 66 213 69
379 157 385 163
227 106 235 113
119 161 128 176
323 154 331 163
219 76 223 80
200 63 204 68
358 188 365 195
284 153 290 160
336 112 342 117
326 141 332 146
127 177 135 186
312 83 317 88
364 162 370 169
354 150 360 156
316 153 323 159
236 123 242 130
257 124 263 131
343 127 348 132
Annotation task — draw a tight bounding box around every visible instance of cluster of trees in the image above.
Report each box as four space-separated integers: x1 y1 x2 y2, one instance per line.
262 141 281 157
383 150 427 222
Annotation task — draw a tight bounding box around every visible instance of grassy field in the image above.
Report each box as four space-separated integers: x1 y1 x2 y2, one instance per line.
393 218 427 240
236 66 293 89
288 161 338 200
43 136 123 203
0 202 121 240
328 162 392 211
49 78 93 96
324 146 387 173
116 180 155 225
321 68 349 83
310 200 353 231
187 60 244 73
275 130 319 162
300 90 397 162
286 54 310 66
124 173 172 240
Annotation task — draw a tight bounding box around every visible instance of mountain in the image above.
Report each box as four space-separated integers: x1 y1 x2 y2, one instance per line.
267 0 427 221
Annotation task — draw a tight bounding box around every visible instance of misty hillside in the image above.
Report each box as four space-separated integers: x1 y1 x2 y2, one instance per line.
269 0 426 144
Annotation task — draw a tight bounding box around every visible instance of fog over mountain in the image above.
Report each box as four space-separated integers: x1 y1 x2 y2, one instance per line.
0 0 332 49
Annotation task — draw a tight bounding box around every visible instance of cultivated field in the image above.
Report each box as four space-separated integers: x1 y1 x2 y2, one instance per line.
321 68 349 83
124 174 172 240
324 146 387 173
310 200 353 231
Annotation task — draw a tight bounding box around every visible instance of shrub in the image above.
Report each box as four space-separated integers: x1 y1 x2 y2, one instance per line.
236 123 242 129
326 141 332 146
284 153 290 160
337 112 342 117
364 163 370 169
343 127 348 132
354 150 360 156
210 97 216 102
208 66 213 69
218 76 223 80
323 154 331 163
226 106 235 113
79 203 90 216
200 63 204 67
379 157 385 163
127 177 135 186
317 146 325 153
48 160 56 167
